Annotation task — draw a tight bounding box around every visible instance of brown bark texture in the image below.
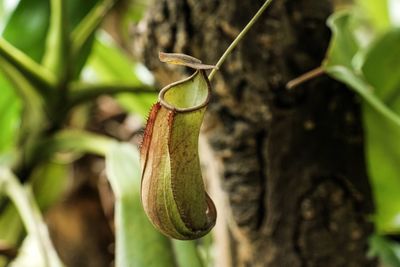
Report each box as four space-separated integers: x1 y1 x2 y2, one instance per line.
132 0 376 266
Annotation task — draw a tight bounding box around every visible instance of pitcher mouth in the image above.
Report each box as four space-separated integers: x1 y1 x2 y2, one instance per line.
158 70 211 113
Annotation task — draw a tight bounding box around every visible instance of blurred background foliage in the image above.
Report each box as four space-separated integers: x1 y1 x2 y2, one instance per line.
0 0 209 266
0 0 399 266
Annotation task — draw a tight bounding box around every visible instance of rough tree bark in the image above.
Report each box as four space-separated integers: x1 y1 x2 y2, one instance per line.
132 0 376 266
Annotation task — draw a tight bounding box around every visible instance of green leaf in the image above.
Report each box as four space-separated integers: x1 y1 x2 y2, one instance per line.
369 234 400 267
359 29 400 232
0 37 56 89
1 0 99 79
66 0 99 32
69 0 113 78
326 25 400 232
364 105 400 232
0 57 46 168
0 202 23 266
65 0 99 78
68 82 156 108
327 66 400 232
35 129 116 162
172 240 204 267
326 67 400 126
0 0 104 91
83 32 156 117
0 0 19 33
323 10 360 69
30 161 69 210
356 0 391 31
105 142 175 267
361 28 400 108
83 34 141 83
117 0 148 46
2 0 49 62
0 72 21 159
325 13 400 232
2 0 99 61
71 0 115 59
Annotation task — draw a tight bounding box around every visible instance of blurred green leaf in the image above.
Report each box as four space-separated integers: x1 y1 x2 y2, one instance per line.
197 234 214 266
360 29 400 233
118 0 148 45
172 240 204 267
66 0 99 32
30 161 69 210
71 0 114 57
69 0 112 78
0 202 23 264
2 0 49 62
0 57 46 169
0 0 19 32
83 34 140 84
357 0 391 31
0 73 21 160
326 66 400 128
325 11 400 233
324 10 360 69
363 105 400 233
369 234 400 267
83 32 156 117
68 82 156 109
1 0 98 77
105 142 175 267
361 29 400 108
124 0 148 23
327 64 400 234
35 129 116 162
0 36 56 89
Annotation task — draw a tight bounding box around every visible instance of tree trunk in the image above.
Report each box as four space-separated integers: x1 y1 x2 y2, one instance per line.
132 0 376 266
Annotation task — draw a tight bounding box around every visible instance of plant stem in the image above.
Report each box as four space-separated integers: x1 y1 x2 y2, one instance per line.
71 0 116 58
0 168 64 267
208 0 273 81
68 82 156 108
34 129 116 163
0 38 56 89
42 0 68 81
286 66 325 89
